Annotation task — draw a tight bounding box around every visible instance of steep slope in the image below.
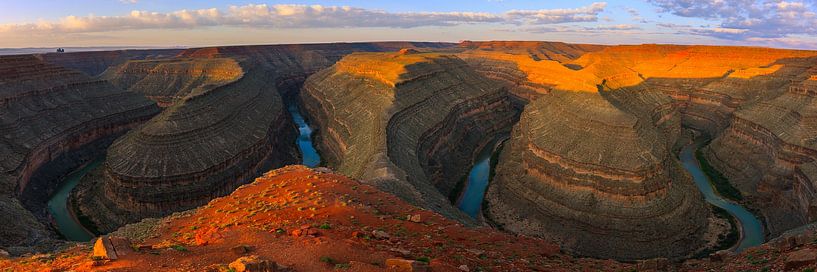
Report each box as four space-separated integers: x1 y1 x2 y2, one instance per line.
485 90 711 260
0 55 160 253
2 166 637 271
37 49 183 77
705 66 817 236
73 60 299 233
301 51 522 223
101 58 244 106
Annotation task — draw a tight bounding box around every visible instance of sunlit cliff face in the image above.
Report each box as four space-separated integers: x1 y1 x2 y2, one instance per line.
461 45 817 93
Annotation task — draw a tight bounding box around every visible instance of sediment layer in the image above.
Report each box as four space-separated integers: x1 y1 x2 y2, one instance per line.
0 55 160 252
101 58 244 106
74 60 299 232
485 90 709 260
301 51 521 223
706 65 817 236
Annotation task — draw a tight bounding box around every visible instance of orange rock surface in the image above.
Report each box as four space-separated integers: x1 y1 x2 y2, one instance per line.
2 166 630 271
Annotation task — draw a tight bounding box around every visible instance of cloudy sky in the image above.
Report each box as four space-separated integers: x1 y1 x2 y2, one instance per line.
1 0 816 49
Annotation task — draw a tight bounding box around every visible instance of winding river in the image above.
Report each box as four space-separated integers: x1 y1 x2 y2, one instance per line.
458 140 503 218
46 159 100 241
288 103 320 167
680 141 764 252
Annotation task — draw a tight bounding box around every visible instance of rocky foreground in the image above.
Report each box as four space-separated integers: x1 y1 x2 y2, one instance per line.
4 166 817 271
0 55 160 253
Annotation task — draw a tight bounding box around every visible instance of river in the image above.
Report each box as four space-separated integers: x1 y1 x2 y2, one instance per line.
680 141 764 252
46 159 101 241
287 103 320 167
457 141 502 218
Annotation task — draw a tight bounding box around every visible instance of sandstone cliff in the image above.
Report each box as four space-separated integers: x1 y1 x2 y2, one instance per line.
301 52 522 223
101 58 244 106
37 49 183 77
74 60 299 233
0 55 160 252
705 63 817 236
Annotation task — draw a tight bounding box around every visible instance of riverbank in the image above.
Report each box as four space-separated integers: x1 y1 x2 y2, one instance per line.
680 140 764 253
456 138 507 219
46 159 102 241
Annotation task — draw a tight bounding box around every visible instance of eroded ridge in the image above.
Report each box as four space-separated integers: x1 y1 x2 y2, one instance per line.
101 58 244 106
0 55 160 252
74 60 299 232
301 51 522 223
485 90 710 260
706 63 817 236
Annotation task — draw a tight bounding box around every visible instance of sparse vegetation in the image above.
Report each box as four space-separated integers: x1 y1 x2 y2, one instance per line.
696 149 743 201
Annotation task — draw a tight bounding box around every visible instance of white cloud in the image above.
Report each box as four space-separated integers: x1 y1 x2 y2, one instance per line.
648 0 817 40
0 3 607 34
120 0 138 4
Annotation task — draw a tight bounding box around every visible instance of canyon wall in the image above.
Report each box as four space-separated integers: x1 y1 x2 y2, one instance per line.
72 42 455 233
705 65 817 236
301 51 521 222
37 49 183 77
476 44 817 260
74 60 299 232
485 89 710 260
0 55 160 252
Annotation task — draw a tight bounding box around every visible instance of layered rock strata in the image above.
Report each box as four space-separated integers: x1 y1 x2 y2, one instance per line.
0 55 159 251
485 90 710 260
301 52 521 222
37 49 183 77
101 58 244 106
706 67 817 236
74 60 299 232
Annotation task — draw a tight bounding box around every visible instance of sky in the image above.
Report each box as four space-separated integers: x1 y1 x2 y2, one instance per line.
1 0 817 49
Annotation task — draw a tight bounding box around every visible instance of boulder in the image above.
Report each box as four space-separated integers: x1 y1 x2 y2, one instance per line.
372 230 390 240
784 248 817 270
232 245 253 255
93 237 118 260
229 255 281 272
385 258 429 272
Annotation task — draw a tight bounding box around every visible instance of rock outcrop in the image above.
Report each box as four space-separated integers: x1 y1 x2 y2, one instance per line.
705 64 817 236
477 44 817 260
37 49 183 77
0 55 159 252
301 52 522 222
101 58 244 106
74 60 299 232
485 90 709 260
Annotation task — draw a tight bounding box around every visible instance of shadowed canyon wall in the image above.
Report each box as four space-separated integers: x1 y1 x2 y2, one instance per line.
72 42 456 233
301 51 522 223
468 44 817 259
0 55 160 252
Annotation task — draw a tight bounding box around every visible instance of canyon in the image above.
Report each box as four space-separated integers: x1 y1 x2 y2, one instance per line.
1 41 817 270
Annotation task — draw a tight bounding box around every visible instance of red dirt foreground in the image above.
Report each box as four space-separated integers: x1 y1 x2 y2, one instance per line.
0 165 632 271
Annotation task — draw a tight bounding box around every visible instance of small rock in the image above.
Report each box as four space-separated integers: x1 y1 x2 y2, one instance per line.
390 247 411 257
351 231 362 238
785 248 817 270
306 228 320 237
204 263 230 272
466 248 485 256
0 249 9 259
458 264 470 271
385 258 429 272
231 245 253 255
709 250 734 262
229 255 281 272
314 167 333 173
408 214 422 223
93 237 118 260
291 229 304 237
109 236 133 256
372 230 390 240
637 257 669 270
